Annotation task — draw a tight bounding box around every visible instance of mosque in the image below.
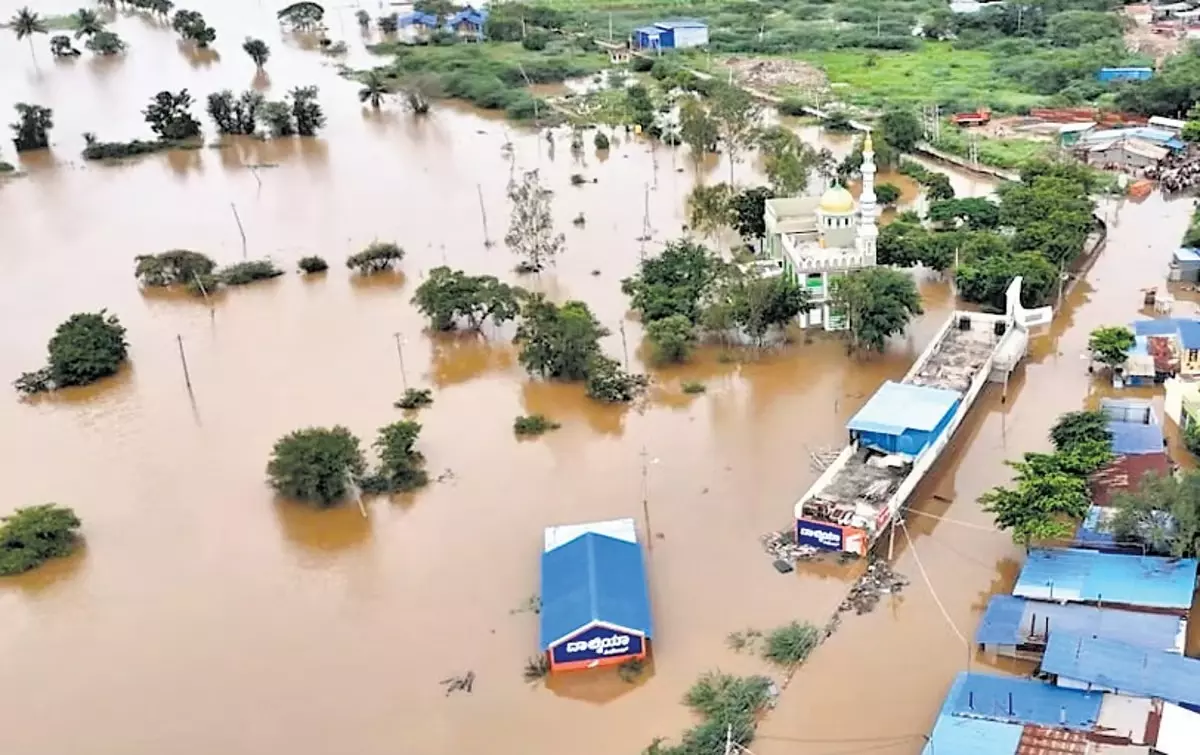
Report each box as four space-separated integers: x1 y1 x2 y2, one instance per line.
762 133 879 330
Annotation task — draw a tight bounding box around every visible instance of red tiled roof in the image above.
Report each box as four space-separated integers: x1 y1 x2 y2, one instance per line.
1090 453 1170 507
1018 725 1088 755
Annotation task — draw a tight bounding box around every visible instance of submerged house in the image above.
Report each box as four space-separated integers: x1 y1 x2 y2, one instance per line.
1042 633 1200 712
1133 318 1200 376
539 518 652 672
1012 548 1198 617
976 594 1187 661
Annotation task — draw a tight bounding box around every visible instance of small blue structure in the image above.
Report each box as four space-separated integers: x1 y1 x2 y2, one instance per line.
1134 317 1200 345
1079 127 1187 152
1101 397 1162 453
539 518 652 672
845 381 961 457
632 18 708 50
446 6 487 39
1042 633 1200 711
919 715 1023 755
1012 548 1198 615
397 11 437 28
1172 248 1200 283
1097 67 1154 83
938 671 1104 729
976 594 1186 657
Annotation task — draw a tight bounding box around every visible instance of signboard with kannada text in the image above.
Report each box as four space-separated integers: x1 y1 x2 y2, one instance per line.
796 519 843 551
550 624 644 667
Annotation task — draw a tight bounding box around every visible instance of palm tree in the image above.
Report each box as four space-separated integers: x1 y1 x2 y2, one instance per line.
10 7 47 60
74 8 105 38
242 37 270 69
358 70 390 109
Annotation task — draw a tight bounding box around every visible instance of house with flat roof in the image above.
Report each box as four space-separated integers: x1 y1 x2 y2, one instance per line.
632 19 708 50
976 594 1186 660
1012 548 1198 616
1042 633 1200 712
1133 318 1200 376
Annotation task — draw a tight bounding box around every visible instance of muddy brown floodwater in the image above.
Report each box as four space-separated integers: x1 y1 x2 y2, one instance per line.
0 3 1192 755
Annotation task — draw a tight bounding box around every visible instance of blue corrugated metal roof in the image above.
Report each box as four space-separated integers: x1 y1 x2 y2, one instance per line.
1042 633 1200 707
975 595 1184 652
397 11 437 26
1012 548 1198 611
539 532 652 650
1107 419 1163 455
920 713 1022 755
1075 505 1118 549
633 25 661 36
1175 248 1200 264
1179 320 1200 349
939 671 1104 729
846 380 961 436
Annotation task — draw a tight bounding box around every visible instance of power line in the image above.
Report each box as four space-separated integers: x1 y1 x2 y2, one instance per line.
756 733 923 745
898 519 968 648
904 507 1001 533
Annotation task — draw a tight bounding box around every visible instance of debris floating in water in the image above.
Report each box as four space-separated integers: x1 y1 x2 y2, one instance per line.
440 671 475 696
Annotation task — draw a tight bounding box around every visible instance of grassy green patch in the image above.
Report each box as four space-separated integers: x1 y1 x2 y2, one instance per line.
761 621 821 666
793 43 1044 112
934 127 1054 169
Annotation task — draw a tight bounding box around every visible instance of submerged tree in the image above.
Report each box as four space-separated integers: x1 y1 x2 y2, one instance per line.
290 86 325 136
360 421 429 494
758 126 818 197
171 9 215 46
261 100 295 137
1050 410 1111 453
143 90 201 141
377 13 399 33
513 294 606 381
399 73 440 115
206 90 264 135
412 267 524 331
358 70 391 109
242 37 270 68
0 504 83 576
355 9 371 28
831 268 922 353
10 103 54 152
687 182 734 242
9 7 48 60
586 354 647 403
679 98 719 166
1088 326 1135 374
85 30 125 55
16 310 129 394
50 35 81 57
134 249 217 287
505 170 565 274
277 1 325 30
710 85 761 185
73 8 105 38
645 314 696 364
266 426 367 507
1110 471 1200 558
621 238 724 325
346 242 404 274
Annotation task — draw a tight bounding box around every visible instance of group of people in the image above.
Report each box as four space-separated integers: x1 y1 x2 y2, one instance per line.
1145 152 1200 193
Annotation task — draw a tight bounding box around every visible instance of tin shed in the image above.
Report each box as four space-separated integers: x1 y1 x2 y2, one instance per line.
845 381 961 458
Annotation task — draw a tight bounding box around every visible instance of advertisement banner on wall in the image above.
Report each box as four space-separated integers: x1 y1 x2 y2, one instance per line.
797 519 868 557
550 624 644 669
796 519 844 551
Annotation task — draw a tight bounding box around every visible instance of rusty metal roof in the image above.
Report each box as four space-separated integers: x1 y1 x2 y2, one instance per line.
1089 453 1170 508
1018 725 1088 755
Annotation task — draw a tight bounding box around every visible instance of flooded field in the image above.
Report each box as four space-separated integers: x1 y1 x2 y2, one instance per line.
0 3 1192 755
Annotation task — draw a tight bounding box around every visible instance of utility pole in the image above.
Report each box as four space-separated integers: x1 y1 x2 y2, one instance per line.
619 320 629 369
230 202 247 259
477 183 492 247
640 447 654 550
176 334 193 394
393 332 408 390
608 11 613 41
723 724 734 755
346 469 367 519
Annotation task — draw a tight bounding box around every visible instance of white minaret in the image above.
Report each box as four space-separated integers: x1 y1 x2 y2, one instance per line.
857 131 878 260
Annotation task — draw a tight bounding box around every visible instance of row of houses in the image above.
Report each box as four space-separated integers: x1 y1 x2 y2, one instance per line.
923 398 1199 754
390 5 488 40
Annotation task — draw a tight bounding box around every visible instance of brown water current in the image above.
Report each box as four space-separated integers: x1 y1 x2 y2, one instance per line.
0 4 1193 755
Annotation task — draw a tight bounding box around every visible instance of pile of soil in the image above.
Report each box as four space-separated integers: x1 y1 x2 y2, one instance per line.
725 56 828 96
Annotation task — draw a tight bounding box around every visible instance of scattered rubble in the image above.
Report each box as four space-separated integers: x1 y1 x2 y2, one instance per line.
839 560 909 615
760 528 818 563
724 56 828 97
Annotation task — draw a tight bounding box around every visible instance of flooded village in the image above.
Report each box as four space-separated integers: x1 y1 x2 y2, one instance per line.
1 2 1199 755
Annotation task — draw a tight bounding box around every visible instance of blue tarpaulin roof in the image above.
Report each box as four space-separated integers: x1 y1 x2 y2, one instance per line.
938 671 1103 730
1042 633 1200 708
920 714 1023 755
539 531 652 650
846 381 961 436
1012 548 1198 611
1107 419 1164 455
397 11 437 26
975 595 1184 652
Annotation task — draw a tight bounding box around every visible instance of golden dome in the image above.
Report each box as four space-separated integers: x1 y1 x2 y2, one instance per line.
818 185 855 214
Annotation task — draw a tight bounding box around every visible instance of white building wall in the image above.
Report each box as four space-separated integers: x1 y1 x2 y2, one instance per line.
672 26 708 48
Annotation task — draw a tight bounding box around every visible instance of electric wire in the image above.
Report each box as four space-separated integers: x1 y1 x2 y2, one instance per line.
903 507 1001 532
898 519 968 648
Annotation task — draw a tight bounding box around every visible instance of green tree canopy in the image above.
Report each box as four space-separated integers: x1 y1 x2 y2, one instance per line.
878 109 922 152
11 102 53 152
729 187 771 246
621 239 724 325
1088 326 1135 370
645 314 697 364
1050 409 1111 452
242 37 270 68
513 294 607 381
266 426 366 507
585 354 647 403
16 310 129 393
1110 471 1200 558
687 183 734 241
831 268 922 352
143 90 202 141
360 420 428 494
412 266 525 331
927 197 1000 230
0 504 82 576
679 98 719 165
346 241 404 274
134 250 217 287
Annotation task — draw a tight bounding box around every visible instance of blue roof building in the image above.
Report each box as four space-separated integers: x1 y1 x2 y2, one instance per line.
396 11 437 28
1099 398 1163 454
976 595 1186 659
1097 67 1154 83
1133 317 1200 348
937 671 1104 729
1042 633 1200 711
845 381 961 458
1012 548 1198 615
539 518 652 672
632 18 708 50
919 714 1024 755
